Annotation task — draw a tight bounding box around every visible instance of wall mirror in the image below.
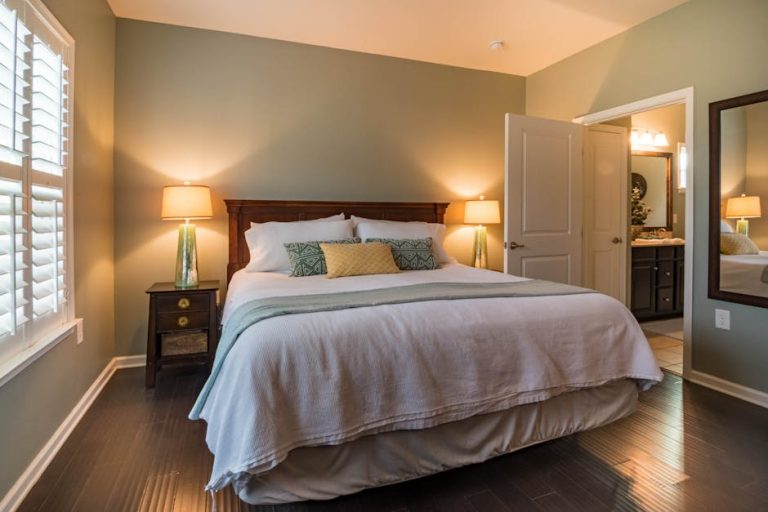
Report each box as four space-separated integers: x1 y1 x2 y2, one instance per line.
709 89 768 307
631 151 672 230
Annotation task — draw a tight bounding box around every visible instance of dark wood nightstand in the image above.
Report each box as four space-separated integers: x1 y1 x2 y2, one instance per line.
145 281 219 388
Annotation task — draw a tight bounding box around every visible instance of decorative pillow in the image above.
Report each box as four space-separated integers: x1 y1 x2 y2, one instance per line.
284 238 361 277
355 221 450 263
320 242 400 278
365 237 439 271
720 233 759 255
720 220 734 233
245 219 353 272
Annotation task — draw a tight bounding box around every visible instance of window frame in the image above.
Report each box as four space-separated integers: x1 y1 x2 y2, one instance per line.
0 0 76 387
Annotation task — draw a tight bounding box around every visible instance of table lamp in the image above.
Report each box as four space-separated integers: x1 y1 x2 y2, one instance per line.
161 183 213 288
464 196 500 269
725 194 761 236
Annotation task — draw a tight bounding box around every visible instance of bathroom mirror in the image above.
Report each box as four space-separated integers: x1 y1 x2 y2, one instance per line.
631 151 672 230
709 89 768 307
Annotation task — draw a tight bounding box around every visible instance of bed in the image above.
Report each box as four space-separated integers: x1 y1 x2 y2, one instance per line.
720 251 768 297
192 199 663 505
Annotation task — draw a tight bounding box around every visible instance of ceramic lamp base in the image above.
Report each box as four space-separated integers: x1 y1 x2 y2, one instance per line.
175 223 199 288
473 225 488 269
735 218 749 236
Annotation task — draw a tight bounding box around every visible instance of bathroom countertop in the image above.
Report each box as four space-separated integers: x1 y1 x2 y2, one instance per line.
631 238 685 247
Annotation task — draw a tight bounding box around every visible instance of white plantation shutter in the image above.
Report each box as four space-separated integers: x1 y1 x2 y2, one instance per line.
0 0 72 366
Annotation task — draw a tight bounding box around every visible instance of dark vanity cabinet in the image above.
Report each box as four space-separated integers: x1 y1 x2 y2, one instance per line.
630 245 684 320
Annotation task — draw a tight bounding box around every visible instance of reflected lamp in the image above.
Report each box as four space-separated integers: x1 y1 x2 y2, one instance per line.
725 194 761 236
464 196 500 269
161 183 213 288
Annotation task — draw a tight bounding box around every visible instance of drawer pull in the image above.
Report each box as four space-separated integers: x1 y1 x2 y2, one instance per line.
653 266 659 271
177 297 191 310
663 297 671 302
177 315 189 328
664 271 671 277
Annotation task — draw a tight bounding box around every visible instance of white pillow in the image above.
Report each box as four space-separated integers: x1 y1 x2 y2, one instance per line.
356 221 450 263
245 219 353 272
720 220 734 233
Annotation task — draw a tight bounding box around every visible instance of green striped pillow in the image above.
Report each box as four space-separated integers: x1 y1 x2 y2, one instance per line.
365 238 439 271
284 238 361 276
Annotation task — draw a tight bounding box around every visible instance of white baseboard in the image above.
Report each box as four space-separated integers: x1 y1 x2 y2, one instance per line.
689 370 768 409
0 357 118 512
114 354 146 369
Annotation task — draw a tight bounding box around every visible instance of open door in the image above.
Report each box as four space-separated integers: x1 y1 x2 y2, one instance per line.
583 124 628 303
504 114 583 285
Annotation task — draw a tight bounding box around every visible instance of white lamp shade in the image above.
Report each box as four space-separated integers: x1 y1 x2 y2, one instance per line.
725 195 761 219
161 185 213 220
464 199 500 224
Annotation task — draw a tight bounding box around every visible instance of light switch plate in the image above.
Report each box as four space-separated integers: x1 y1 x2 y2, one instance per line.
76 318 84 344
715 309 730 330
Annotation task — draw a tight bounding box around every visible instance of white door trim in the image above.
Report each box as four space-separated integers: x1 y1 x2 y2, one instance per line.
572 86 695 381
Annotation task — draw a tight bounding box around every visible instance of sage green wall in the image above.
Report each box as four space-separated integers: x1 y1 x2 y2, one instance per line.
114 20 525 355
0 0 115 499
527 0 768 392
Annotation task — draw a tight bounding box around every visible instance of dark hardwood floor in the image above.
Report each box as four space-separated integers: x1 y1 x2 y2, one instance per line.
18 366 768 512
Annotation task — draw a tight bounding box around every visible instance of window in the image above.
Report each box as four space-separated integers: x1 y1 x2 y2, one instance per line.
0 0 72 366
677 142 688 192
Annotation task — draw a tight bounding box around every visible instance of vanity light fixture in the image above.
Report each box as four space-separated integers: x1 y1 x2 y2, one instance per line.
725 194 761 236
162 182 213 288
631 127 670 149
464 196 500 269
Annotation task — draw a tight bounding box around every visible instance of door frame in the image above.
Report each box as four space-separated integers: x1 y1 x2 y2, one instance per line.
573 86 694 380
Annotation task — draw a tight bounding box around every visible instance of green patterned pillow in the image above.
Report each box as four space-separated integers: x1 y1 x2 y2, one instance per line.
365 238 439 271
284 238 361 276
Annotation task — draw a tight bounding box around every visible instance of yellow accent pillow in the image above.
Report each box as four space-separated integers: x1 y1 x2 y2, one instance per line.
720 233 759 255
320 242 400 278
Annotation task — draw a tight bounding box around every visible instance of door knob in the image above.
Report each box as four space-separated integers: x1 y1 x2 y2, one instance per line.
507 241 526 250
611 237 623 244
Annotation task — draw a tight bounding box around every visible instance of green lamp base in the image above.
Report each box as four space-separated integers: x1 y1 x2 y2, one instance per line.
735 218 749 236
473 225 488 269
175 223 199 288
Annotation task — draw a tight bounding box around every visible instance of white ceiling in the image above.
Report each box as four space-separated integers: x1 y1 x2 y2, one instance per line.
106 0 688 76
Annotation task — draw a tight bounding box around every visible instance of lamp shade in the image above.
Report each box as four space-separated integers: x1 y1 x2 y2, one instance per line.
161 184 213 220
725 194 761 219
464 199 500 224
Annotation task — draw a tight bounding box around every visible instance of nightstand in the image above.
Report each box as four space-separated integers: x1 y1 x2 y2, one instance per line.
145 281 219 388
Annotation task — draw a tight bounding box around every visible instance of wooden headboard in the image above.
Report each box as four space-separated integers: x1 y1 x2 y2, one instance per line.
226 199 449 283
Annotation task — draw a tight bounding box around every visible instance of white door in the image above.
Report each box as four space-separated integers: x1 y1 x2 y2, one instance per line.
583 124 628 303
504 114 583 285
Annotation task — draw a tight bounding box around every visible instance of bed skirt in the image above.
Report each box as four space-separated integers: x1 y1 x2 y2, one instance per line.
233 379 638 505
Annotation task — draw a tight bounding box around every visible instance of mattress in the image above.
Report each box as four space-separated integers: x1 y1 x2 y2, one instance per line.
198 263 662 500
720 251 768 296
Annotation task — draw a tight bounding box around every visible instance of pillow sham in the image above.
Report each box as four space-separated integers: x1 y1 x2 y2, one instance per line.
365 237 439 271
320 242 400 278
720 220 734 233
720 233 759 255
245 219 353 272
284 238 361 277
355 221 450 262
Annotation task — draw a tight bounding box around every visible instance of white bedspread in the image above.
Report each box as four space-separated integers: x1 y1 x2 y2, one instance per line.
201 264 662 491
720 251 768 296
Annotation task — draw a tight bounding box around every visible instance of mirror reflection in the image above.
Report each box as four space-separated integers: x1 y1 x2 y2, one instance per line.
719 101 768 298
631 151 672 230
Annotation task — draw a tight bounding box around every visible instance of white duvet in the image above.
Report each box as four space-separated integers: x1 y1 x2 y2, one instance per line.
200 264 662 491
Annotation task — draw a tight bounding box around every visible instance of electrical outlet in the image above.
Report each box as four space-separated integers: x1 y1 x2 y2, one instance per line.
673 213 678 224
715 309 730 330
76 318 84 344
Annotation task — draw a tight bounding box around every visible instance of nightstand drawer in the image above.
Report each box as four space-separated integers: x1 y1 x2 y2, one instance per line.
156 293 210 313
156 310 210 332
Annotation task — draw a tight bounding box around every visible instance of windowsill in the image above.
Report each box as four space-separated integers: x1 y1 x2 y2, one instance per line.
0 319 80 389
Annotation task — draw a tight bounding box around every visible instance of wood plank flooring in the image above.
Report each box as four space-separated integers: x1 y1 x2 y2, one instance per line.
18 366 768 511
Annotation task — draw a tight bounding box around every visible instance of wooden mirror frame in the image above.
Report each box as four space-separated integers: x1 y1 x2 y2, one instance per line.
708 89 768 308
631 150 673 230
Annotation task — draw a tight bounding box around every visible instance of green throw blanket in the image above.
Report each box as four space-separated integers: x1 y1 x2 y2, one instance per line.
189 280 594 419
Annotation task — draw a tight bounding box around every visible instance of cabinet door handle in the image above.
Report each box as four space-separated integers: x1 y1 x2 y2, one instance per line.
663 297 671 302
664 271 671 277
653 266 659 271
178 297 190 309
177 315 189 328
